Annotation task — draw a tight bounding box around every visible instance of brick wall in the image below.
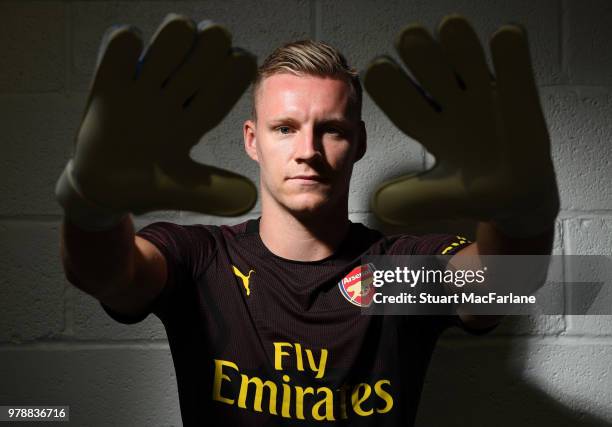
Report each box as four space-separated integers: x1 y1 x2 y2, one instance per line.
0 1 610 425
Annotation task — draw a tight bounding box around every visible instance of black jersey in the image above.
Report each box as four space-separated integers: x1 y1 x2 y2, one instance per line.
101 218 481 426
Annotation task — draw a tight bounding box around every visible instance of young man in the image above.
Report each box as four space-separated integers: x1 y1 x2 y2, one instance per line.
56 15 558 426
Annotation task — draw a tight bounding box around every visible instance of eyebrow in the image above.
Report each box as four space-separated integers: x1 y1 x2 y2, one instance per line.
266 117 302 128
266 117 354 129
317 118 353 129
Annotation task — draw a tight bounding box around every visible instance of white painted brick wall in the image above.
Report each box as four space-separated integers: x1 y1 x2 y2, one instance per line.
0 2 66 92
0 1 610 425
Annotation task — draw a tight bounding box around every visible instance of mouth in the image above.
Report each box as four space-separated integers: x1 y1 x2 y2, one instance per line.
290 175 322 180
287 175 327 184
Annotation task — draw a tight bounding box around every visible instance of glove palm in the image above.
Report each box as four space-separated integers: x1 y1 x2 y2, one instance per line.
66 15 257 217
364 16 559 227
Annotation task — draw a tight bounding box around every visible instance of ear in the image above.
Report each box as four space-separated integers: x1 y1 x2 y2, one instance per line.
243 119 259 162
354 120 367 162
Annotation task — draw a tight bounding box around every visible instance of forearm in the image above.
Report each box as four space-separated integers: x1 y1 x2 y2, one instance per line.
448 220 555 329
60 215 136 298
474 220 555 256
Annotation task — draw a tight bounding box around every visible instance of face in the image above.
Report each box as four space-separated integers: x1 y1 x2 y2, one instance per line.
244 73 366 218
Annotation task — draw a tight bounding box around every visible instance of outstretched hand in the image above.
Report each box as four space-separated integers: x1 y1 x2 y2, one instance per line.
364 15 559 232
66 14 257 217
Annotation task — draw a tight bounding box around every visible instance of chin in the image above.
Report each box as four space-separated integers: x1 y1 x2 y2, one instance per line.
284 193 332 216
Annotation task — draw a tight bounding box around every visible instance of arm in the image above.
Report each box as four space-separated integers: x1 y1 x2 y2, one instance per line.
449 221 555 330
363 15 559 333
60 215 167 318
56 15 256 319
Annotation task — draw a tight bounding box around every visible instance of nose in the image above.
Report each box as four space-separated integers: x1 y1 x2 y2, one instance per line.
294 128 321 163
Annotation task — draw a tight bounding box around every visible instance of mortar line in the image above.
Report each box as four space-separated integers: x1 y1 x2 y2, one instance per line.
4 334 612 351
311 0 321 40
0 210 610 225
562 217 573 331
62 281 75 337
558 0 564 82
0 340 170 351
64 1 72 93
541 84 611 90
0 213 263 224
0 84 607 97
560 0 570 83
60 0 72 338
437 334 612 348
555 210 612 217
1 84 606 97
560 218 569 333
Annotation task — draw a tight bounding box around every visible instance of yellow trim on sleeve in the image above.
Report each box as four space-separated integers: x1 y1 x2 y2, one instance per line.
441 235 471 255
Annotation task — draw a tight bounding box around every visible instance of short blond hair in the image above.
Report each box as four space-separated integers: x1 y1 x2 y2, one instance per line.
252 40 362 120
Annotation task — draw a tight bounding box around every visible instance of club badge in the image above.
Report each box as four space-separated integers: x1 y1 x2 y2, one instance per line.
338 263 376 307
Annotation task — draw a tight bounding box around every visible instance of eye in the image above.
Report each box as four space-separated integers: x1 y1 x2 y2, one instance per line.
275 126 294 135
325 127 345 138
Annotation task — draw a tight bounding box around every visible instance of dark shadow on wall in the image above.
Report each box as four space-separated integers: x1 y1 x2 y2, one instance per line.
371 217 612 427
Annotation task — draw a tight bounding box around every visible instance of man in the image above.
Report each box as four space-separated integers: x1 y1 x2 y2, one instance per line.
56 14 559 426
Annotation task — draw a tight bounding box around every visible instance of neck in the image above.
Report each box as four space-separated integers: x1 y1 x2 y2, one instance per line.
259 200 351 262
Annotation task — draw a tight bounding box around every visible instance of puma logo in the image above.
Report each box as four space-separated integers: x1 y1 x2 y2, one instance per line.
232 265 255 296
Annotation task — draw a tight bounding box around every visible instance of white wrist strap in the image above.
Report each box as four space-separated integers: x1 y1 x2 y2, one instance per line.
55 159 128 232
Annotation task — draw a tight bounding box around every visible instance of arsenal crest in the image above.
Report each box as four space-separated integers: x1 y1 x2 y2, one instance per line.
338 263 376 307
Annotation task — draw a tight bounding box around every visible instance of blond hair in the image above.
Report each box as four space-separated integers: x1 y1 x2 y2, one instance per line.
251 40 362 119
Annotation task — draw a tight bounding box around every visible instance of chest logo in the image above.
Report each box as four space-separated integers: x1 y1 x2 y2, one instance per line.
232 265 255 296
338 263 376 307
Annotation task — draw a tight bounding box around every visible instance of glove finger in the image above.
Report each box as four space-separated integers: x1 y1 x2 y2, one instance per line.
137 14 197 89
395 25 463 108
182 47 257 140
438 15 492 96
363 56 444 155
144 160 257 216
490 24 549 157
372 170 467 225
163 21 232 106
90 25 143 96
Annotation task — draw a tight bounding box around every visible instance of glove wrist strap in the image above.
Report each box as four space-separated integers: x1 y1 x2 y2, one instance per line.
55 160 129 232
